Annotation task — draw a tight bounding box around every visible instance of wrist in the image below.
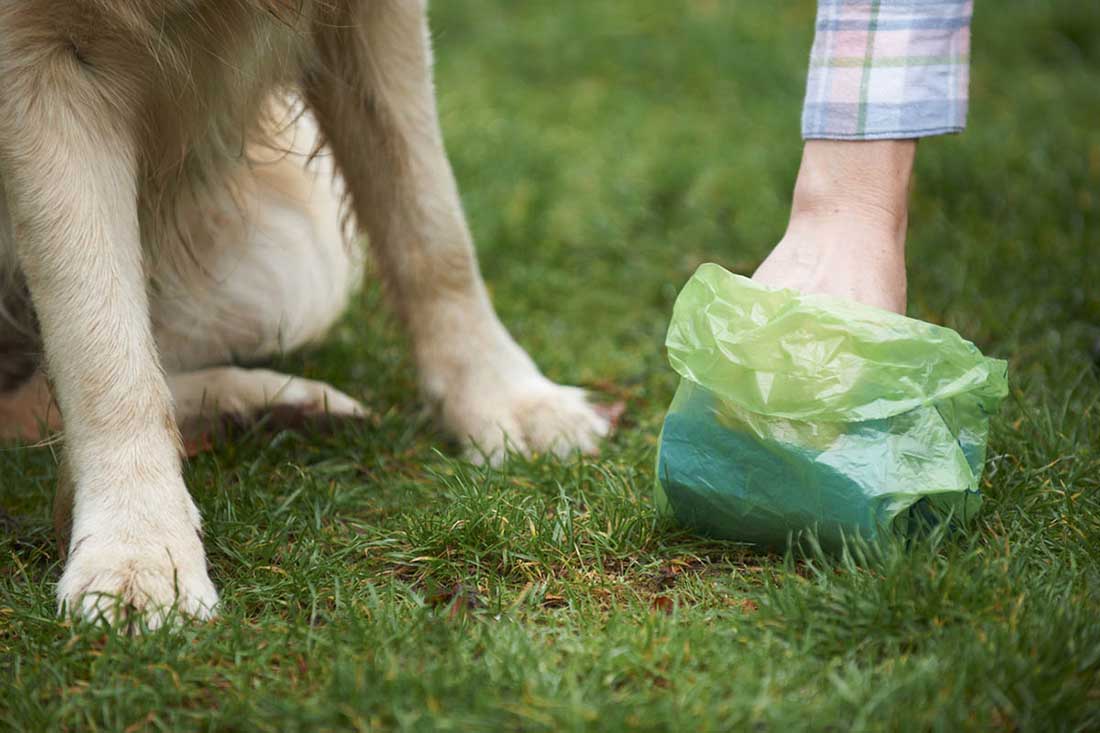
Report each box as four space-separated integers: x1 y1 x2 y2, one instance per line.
789 140 915 232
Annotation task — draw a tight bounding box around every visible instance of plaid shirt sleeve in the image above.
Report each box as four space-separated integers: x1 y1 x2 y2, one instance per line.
802 0 973 140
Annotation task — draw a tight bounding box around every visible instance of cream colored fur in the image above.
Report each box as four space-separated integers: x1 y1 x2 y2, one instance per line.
0 0 608 629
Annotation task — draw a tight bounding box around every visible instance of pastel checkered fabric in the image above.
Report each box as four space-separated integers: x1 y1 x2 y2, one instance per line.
802 0 973 140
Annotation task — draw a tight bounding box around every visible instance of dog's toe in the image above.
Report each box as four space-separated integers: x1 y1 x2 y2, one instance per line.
63 560 217 631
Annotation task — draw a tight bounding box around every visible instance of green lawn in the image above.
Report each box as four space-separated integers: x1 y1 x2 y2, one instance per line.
3 1 1099 730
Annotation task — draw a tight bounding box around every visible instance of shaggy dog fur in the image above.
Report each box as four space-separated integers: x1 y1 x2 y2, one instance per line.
0 0 608 628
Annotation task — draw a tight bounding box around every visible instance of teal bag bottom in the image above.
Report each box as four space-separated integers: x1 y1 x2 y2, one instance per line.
656 265 1008 552
656 382 983 550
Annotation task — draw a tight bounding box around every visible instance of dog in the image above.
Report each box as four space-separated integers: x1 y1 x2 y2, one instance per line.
0 0 610 628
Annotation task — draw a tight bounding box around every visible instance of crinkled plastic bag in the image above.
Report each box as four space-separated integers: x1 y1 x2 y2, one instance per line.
656 264 1008 550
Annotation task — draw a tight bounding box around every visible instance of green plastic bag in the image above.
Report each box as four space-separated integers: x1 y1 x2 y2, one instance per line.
656 264 1008 550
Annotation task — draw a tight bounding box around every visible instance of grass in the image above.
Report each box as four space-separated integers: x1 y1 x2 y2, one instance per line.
2 1 1099 730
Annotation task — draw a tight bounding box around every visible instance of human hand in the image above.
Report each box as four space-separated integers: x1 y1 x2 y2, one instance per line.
752 140 916 315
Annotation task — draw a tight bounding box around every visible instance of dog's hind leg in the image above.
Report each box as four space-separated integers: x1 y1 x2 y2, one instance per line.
169 367 366 449
1 365 366 452
307 1 611 464
0 17 216 627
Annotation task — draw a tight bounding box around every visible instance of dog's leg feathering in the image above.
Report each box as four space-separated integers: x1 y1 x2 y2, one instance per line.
307 1 610 464
0 27 216 628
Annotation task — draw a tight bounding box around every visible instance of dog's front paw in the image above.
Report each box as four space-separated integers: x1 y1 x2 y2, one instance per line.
57 495 217 631
444 377 612 466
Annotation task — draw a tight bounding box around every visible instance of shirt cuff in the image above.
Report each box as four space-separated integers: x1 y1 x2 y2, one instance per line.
801 0 973 140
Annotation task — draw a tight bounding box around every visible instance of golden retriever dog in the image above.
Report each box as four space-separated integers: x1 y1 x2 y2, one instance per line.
0 0 610 628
